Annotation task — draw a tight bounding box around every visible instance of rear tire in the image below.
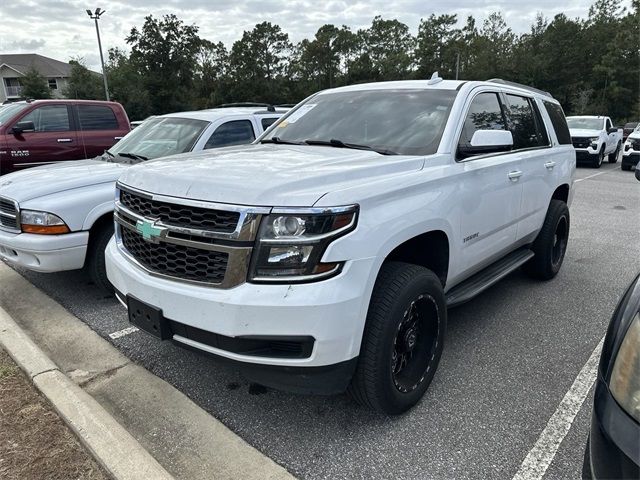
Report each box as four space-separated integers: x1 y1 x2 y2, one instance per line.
608 143 620 163
523 200 570 280
348 262 446 415
86 222 114 292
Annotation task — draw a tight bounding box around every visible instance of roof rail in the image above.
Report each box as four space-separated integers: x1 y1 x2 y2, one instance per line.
217 102 271 108
486 78 551 97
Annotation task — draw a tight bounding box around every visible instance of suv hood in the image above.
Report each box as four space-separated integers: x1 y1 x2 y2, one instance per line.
119 144 425 207
0 159 127 203
569 128 601 137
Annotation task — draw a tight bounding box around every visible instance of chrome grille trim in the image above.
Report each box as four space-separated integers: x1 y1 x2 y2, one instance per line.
0 196 20 233
114 183 269 288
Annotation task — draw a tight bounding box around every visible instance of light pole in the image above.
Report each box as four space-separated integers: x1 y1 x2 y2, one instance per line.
86 8 110 101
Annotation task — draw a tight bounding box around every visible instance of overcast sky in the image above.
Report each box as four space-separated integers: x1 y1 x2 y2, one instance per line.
0 0 632 71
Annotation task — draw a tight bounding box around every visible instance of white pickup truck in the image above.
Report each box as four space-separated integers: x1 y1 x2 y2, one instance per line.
567 115 623 168
106 78 575 414
0 107 285 289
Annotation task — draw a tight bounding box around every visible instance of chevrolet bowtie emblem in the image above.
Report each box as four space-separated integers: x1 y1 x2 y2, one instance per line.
136 219 165 243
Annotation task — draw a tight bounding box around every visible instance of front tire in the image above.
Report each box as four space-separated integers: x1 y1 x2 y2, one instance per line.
348 262 446 415
608 143 620 163
86 222 114 292
523 199 570 280
593 148 604 168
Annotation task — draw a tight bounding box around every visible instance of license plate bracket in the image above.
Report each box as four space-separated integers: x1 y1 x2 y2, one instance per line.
127 295 171 340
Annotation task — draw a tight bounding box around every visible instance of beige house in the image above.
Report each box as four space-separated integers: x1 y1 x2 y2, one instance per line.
0 54 73 103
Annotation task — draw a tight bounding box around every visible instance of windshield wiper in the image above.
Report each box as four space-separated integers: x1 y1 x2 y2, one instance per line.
304 138 397 155
105 149 115 158
117 152 148 162
260 136 306 145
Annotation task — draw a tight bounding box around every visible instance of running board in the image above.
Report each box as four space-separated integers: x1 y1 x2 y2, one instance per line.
445 248 534 308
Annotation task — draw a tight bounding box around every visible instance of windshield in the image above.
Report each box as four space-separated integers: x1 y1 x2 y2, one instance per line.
107 116 209 160
0 103 29 126
566 117 604 130
264 89 458 156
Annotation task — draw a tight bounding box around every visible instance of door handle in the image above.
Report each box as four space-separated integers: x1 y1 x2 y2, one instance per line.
508 170 523 181
114 136 123 140
544 161 556 170
57 138 73 143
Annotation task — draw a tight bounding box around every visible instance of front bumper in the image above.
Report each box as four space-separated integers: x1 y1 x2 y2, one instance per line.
105 237 374 371
574 148 600 163
0 229 88 272
622 150 639 168
585 379 639 479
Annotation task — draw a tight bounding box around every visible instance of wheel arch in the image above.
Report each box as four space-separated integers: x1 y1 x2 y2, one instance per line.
551 184 570 204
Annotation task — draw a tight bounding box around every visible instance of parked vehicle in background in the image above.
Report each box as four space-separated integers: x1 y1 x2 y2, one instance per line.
567 115 623 168
106 78 575 414
582 272 640 478
0 99 130 175
622 124 640 171
622 122 639 142
0 106 286 290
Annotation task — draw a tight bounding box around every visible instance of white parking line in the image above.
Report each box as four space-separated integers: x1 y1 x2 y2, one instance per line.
109 326 139 339
512 336 604 480
574 166 621 183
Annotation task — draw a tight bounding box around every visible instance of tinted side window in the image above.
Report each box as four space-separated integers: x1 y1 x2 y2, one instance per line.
543 101 571 145
204 120 255 149
605 118 612 131
20 105 70 132
505 94 547 149
459 92 507 148
261 117 279 130
78 105 119 130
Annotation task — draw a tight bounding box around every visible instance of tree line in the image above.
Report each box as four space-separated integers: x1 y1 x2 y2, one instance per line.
34 0 640 122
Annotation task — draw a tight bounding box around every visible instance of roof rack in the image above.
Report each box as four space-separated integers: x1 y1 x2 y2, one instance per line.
217 102 270 108
487 79 551 97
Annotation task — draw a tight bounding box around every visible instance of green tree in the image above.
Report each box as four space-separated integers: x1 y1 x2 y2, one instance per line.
361 16 415 81
63 58 104 99
126 14 203 114
105 47 151 120
228 22 292 102
193 40 229 107
20 67 50 99
415 14 461 79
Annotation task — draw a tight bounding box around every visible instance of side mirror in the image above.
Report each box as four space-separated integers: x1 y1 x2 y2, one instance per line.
607 127 618 134
635 167 640 181
458 130 514 158
11 120 35 134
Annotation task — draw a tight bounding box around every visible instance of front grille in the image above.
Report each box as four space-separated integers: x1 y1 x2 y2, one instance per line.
572 137 591 149
0 197 19 231
121 227 228 284
120 189 239 233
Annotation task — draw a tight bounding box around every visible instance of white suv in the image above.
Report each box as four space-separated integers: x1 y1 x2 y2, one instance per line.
0 107 285 289
106 79 575 414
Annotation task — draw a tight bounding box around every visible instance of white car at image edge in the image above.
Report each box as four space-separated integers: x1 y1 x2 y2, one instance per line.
0 106 286 289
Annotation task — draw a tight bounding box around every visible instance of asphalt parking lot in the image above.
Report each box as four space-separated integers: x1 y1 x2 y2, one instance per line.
13 161 640 479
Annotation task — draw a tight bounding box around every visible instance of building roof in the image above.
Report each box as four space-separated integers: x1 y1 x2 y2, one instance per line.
0 54 73 77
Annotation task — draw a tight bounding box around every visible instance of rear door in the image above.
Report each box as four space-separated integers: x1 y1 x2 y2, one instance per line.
5 104 80 170
501 93 555 241
76 104 124 158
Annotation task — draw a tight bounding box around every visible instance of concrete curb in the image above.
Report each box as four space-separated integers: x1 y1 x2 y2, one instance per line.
0 306 174 480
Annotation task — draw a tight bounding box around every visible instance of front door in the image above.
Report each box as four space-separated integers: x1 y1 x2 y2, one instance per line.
455 91 522 278
5 104 79 171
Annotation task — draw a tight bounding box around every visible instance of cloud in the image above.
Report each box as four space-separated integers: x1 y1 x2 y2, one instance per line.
0 0 632 70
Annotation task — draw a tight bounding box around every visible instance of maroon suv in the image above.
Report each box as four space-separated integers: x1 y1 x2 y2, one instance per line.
0 99 130 175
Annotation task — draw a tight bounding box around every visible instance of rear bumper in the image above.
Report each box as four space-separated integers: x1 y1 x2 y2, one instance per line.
0 229 88 272
585 379 639 479
575 149 599 163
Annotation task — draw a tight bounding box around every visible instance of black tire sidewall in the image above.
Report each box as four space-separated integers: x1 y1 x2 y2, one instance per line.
527 200 570 280
355 263 447 414
87 223 114 292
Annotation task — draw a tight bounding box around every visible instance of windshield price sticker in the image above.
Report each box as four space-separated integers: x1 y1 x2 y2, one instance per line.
285 104 317 124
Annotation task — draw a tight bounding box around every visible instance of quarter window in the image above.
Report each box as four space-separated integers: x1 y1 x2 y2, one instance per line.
19 105 70 132
505 94 548 149
543 101 571 145
459 92 507 148
205 120 255 149
261 117 279 130
78 105 119 130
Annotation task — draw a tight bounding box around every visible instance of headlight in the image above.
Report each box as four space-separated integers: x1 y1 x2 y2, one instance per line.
609 312 640 422
249 206 358 282
20 210 70 234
